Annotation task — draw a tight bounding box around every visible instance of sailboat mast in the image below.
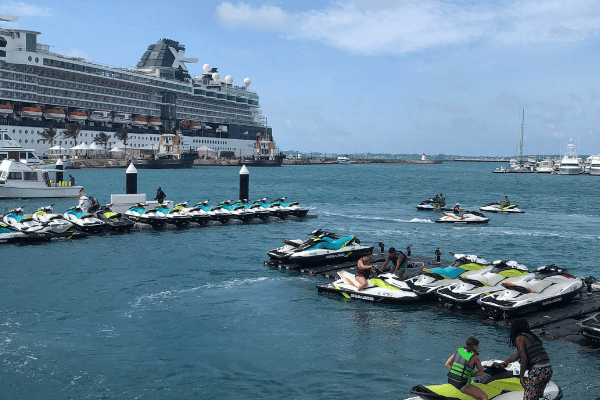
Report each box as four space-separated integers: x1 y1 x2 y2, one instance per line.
519 109 524 161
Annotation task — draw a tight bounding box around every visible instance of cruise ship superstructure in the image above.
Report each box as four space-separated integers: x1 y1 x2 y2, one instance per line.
0 14 278 158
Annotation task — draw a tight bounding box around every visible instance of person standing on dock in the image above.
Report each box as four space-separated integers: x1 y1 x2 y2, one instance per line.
500 319 552 400
155 187 166 204
406 244 413 259
68 173 75 186
433 248 441 264
381 247 408 280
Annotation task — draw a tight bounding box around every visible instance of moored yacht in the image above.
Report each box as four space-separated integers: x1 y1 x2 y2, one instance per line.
0 159 84 198
536 157 554 173
589 155 600 176
559 139 581 175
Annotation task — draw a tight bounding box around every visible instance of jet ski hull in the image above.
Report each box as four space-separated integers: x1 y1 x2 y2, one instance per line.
287 246 373 267
578 312 600 342
479 203 525 213
435 212 490 224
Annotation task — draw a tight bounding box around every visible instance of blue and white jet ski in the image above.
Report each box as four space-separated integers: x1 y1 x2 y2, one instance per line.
124 203 167 228
317 270 419 304
479 202 525 213
286 234 373 267
195 200 231 224
1 214 86 242
273 197 309 218
155 203 192 226
267 229 340 264
32 204 73 229
435 260 530 310
405 253 490 298
3 206 72 234
177 201 212 225
252 198 293 220
218 200 256 223
478 264 583 320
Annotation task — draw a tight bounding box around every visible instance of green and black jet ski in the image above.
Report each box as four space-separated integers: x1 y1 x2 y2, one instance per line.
405 360 562 400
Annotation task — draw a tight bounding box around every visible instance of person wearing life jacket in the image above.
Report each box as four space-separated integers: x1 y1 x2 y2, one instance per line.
356 252 377 291
445 337 488 400
500 319 552 400
500 196 510 208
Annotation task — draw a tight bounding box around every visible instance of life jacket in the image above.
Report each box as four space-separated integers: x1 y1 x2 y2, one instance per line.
522 333 549 368
447 348 476 385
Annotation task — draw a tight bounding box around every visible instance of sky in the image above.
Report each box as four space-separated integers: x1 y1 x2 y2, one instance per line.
1 0 600 156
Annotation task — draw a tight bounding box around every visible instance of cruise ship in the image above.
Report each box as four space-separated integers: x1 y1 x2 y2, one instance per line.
0 14 280 159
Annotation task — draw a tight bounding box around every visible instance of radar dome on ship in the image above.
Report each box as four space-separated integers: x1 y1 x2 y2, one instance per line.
244 78 251 87
224 75 233 85
212 72 220 81
203 64 211 73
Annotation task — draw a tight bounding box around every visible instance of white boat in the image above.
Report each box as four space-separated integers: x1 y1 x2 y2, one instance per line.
20 106 43 119
68 111 88 121
536 157 554 173
337 156 351 164
0 160 83 198
589 155 600 176
43 109 66 120
559 139 581 175
1 130 44 167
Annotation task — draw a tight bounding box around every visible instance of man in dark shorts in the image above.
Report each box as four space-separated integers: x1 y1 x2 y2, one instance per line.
381 247 409 280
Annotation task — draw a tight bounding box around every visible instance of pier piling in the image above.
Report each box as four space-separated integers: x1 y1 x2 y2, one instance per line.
239 165 249 201
126 163 137 194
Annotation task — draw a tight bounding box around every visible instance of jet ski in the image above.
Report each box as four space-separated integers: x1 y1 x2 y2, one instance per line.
0 217 87 243
195 200 231 224
176 201 212 225
417 198 447 211
234 200 271 221
155 203 192 226
478 264 583 320
266 229 341 264
436 211 489 224
123 203 167 228
317 270 419 304
578 312 600 342
32 204 74 229
273 197 309 218
405 360 563 400
94 203 135 232
479 202 525 213
64 205 107 234
3 207 72 234
435 260 530 310
286 234 373 267
218 200 256 223
252 198 293 220
404 254 490 298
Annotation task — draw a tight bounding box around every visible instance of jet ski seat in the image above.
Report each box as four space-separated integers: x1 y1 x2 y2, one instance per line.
323 235 355 250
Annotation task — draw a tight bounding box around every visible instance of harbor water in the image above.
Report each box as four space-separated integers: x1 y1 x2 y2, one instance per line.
1 162 599 399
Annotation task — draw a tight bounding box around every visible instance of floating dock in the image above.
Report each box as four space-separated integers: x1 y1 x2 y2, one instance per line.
266 253 600 353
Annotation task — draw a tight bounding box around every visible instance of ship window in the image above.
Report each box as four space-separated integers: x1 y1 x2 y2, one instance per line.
0 50 5 57
28 56 32 62
8 172 22 180
24 139 28 143
25 130 28 134
23 171 38 181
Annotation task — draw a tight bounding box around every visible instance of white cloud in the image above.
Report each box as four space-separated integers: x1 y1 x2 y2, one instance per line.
214 0 600 56
1 1 51 17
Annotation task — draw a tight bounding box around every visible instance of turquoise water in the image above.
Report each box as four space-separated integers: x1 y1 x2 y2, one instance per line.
1 163 599 399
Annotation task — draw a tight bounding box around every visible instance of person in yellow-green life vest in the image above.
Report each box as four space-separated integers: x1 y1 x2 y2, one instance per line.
445 337 488 400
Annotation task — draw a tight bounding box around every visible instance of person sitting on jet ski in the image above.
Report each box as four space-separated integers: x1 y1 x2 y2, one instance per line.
88 196 100 213
500 319 552 400
500 196 510 207
439 193 445 204
356 252 378 291
445 337 488 400
453 203 466 219
381 247 408 280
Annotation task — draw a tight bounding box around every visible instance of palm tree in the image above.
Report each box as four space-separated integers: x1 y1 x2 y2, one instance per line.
114 127 129 159
93 132 110 158
37 127 58 159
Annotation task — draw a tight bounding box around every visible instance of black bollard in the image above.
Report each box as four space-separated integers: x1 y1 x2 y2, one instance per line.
239 165 249 201
126 163 137 194
56 158 63 185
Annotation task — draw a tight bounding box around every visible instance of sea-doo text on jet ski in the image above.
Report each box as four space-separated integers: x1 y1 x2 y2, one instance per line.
478 264 583 320
317 270 418 304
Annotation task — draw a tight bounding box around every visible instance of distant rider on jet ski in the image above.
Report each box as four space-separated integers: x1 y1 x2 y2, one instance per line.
381 247 408 280
356 252 377 291
500 196 510 207
439 193 445 204
500 319 552 400
445 337 488 400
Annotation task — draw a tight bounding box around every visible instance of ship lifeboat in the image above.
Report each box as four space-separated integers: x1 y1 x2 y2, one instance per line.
0 103 13 115
148 118 162 127
190 122 202 130
113 112 132 124
180 120 191 128
69 110 88 121
132 116 148 126
89 110 111 122
43 108 66 120
20 106 43 119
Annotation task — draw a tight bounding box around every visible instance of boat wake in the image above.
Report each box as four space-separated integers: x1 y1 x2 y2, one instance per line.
393 218 434 224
